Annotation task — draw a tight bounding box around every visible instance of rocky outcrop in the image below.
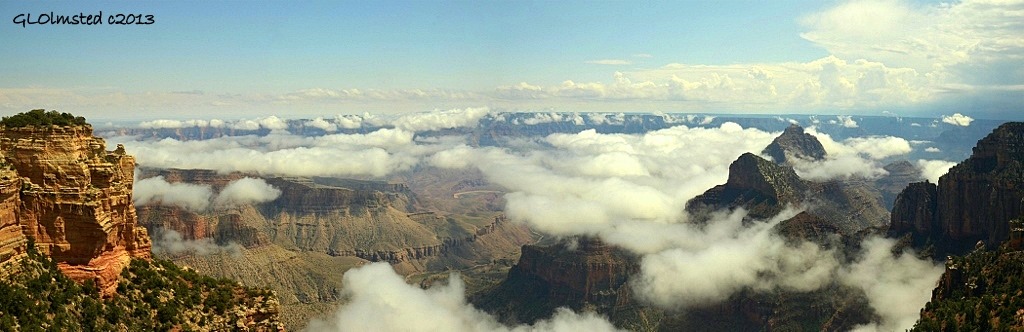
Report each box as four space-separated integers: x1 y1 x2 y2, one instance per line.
0 162 25 262
890 122 1024 255
474 237 638 324
688 152 889 236
0 124 151 296
761 124 827 165
688 152 808 220
913 240 1024 331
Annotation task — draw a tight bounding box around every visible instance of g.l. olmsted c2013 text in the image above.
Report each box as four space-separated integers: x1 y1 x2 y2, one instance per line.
12 12 155 28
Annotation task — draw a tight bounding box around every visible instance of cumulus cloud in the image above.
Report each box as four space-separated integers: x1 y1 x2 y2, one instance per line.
133 176 214 211
213 177 282 208
151 229 242 257
925 147 940 153
941 113 974 127
917 159 957 183
841 237 944 332
306 263 622 332
837 115 859 128
305 117 337 132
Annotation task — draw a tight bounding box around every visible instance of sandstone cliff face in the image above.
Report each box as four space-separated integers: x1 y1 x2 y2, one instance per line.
761 124 827 165
0 124 151 296
891 122 1024 255
0 162 25 262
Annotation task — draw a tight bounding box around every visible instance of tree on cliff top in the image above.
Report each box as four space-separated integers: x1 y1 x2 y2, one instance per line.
1 109 87 128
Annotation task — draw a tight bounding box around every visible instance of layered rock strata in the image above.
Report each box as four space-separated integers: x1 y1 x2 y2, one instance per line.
0 124 151 295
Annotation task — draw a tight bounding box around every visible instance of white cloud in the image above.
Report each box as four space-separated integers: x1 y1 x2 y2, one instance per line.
213 177 282 208
111 127 436 178
139 119 186 129
786 128 912 181
134 175 283 211
133 176 213 211
941 113 974 126
152 229 242 257
924 147 940 153
306 263 622 332
801 0 1024 97
837 115 859 128
495 56 935 110
391 107 490 132
917 159 957 183
630 208 840 308
305 117 338 132
841 237 944 332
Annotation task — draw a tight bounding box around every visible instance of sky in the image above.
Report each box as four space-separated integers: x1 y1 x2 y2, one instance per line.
1 0 1022 121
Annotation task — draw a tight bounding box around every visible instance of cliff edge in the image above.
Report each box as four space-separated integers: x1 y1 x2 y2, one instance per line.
0 115 151 296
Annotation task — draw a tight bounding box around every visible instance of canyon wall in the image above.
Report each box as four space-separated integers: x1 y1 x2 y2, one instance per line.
0 124 151 295
891 122 1024 255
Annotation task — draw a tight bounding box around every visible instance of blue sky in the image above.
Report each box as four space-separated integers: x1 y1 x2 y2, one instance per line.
1 0 1021 120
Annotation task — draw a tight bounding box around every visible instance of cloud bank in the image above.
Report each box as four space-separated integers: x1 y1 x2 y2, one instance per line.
306 263 622 332
134 176 283 211
151 229 242 257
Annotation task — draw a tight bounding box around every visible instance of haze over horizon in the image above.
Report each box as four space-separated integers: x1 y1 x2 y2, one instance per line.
1 0 1022 121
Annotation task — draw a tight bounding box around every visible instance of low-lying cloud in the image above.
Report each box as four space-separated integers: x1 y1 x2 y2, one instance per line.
134 176 282 211
213 177 282 208
305 263 622 332
629 208 839 308
134 176 214 211
841 237 944 332
917 159 957 183
151 229 242 257
790 128 913 181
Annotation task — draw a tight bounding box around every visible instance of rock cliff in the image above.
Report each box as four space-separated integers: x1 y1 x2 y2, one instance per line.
761 124 827 164
913 237 1024 331
686 152 888 234
473 237 638 325
0 124 151 296
890 122 1024 255
687 152 808 220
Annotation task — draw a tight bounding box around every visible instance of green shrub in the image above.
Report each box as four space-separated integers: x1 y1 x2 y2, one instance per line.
0 109 88 128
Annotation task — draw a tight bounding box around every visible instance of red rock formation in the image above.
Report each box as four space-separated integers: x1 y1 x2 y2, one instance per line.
0 124 151 296
0 161 26 262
